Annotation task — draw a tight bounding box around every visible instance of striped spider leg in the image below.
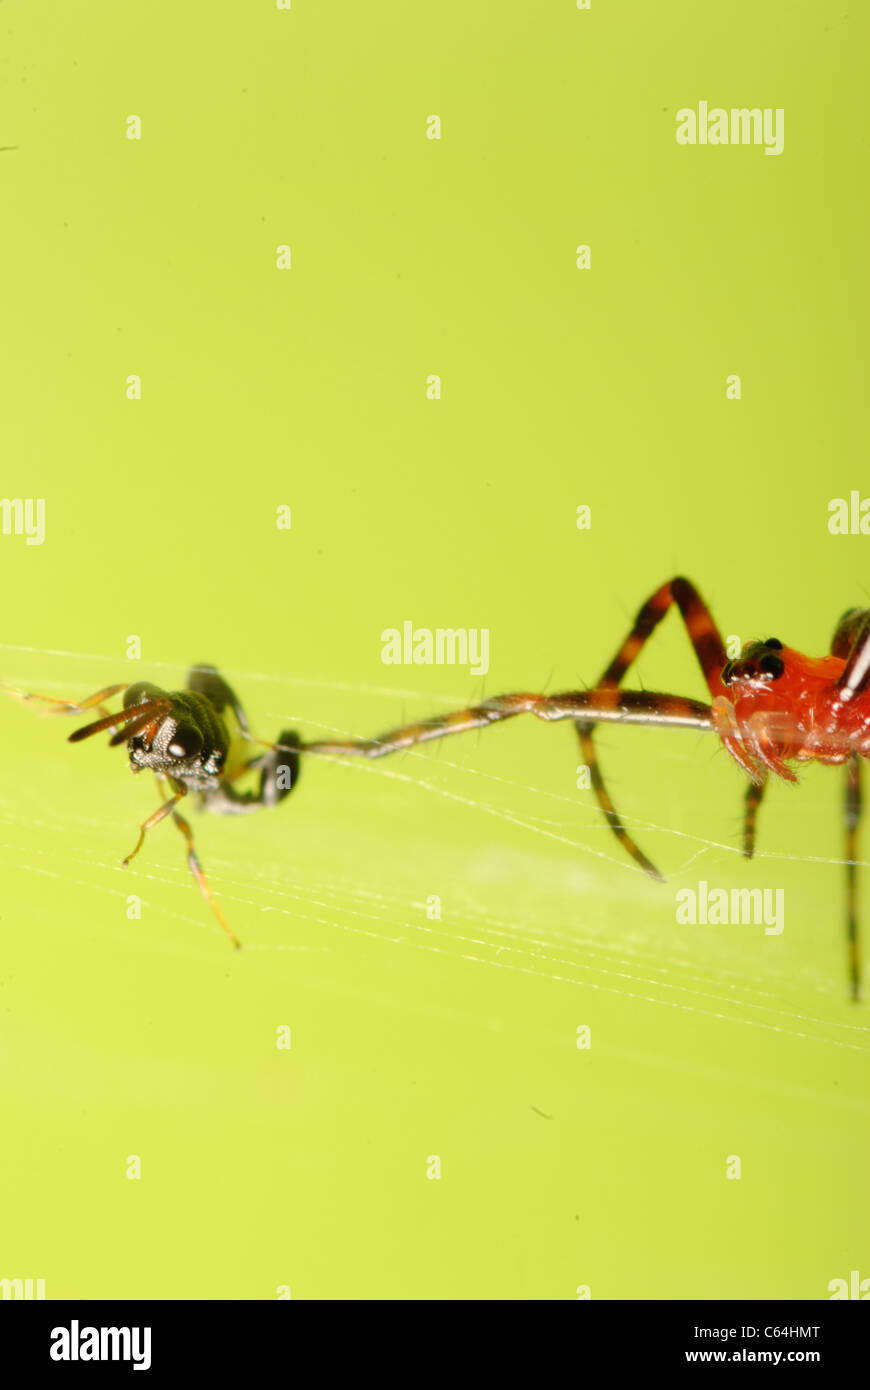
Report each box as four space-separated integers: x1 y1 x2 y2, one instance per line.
575 577 870 999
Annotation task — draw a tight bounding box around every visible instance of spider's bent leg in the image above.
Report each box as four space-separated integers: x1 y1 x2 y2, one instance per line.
301 688 714 758
577 729 665 880
743 777 768 859
593 578 727 692
845 754 863 1001
577 578 729 877
122 781 187 867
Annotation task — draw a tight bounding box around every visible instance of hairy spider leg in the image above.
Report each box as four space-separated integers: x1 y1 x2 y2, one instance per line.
575 578 729 878
300 687 714 760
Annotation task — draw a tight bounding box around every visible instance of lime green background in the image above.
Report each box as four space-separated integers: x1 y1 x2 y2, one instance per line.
1 1 868 1299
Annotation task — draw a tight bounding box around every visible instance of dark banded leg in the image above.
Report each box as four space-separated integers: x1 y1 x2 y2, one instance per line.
580 737 664 881
845 754 863 1001
301 687 713 758
596 578 727 691
743 776 767 859
577 578 728 878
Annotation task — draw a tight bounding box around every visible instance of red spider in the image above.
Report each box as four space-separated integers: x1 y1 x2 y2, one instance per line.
302 578 869 1000
8 578 868 995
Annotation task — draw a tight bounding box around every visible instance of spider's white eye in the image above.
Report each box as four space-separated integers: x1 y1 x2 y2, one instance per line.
168 723 203 759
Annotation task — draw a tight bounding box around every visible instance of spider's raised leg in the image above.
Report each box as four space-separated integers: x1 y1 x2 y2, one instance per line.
845 754 863 1001
577 578 728 877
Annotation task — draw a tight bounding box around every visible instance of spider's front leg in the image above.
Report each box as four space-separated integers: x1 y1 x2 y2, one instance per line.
301 688 714 756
